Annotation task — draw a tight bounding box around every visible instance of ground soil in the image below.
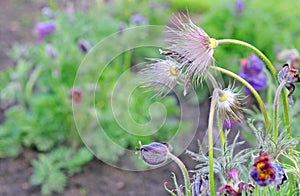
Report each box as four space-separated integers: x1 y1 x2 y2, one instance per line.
0 1 211 195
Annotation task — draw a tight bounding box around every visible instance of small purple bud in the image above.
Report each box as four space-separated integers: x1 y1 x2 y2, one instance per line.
77 39 92 53
118 22 127 34
69 87 83 104
45 44 58 59
235 0 245 14
34 21 56 42
137 142 171 166
41 7 54 19
130 13 148 25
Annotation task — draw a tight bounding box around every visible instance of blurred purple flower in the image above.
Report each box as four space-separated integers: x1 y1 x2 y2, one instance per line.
130 13 148 25
239 53 267 94
277 48 300 69
45 44 58 58
34 21 55 42
69 87 83 104
235 0 245 14
118 22 127 34
223 119 239 129
77 39 92 53
41 7 54 19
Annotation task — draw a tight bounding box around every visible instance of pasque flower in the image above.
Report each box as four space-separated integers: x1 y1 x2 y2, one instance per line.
139 58 181 96
165 15 217 95
136 142 172 166
78 39 92 53
69 87 83 104
34 21 56 42
239 53 267 94
277 48 300 69
191 175 210 196
278 64 300 103
218 168 254 195
250 151 287 191
235 0 245 15
216 87 243 123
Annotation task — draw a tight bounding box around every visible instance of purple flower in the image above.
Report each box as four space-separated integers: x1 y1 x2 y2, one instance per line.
277 48 300 69
136 142 172 166
239 53 267 94
34 21 56 42
130 13 148 25
277 64 300 104
218 168 254 195
69 87 83 104
191 175 210 196
235 0 245 14
45 44 58 58
77 39 92 53
250 151 287 191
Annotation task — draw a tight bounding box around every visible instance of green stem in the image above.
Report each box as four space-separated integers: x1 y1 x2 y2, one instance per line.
273 80 286 142
217 113 225 148
208 66 270 130
217 38 290 135
208 89 218 196
168 153 191 196
217 39 276 76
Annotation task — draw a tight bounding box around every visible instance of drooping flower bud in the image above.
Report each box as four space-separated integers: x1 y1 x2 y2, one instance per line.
136 142 172 166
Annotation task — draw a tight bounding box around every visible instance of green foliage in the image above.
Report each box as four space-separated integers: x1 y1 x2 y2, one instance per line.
0 1 190 194
30 146 93 195
200 0 300 72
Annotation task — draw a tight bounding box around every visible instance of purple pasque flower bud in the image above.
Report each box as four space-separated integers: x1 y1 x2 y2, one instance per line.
235 0 245 14
45 44 58 59
69 87 83 104
239 53 267 94
77 39 92 53
34 21 56 42
136 142 172 166
130 13 148 25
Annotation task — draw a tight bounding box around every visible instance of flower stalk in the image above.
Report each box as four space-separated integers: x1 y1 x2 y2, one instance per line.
208 65 270 130
208 89 219 195
168 153 191 196
273 80 286 141
217 38 291 134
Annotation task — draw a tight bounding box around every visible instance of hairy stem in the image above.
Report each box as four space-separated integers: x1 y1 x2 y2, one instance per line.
273 80 286 141
217 38 290 135
208 66 270 130
168 153 191 196
207 89 219 195
217 113 225 148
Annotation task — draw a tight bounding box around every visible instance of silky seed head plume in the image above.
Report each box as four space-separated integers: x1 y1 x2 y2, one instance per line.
166 14 216 86
139 58 181 96
216 87 243 123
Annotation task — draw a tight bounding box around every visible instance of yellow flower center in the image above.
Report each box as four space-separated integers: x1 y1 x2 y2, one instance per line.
209 38 218 49
219 91 229 102
169 66 178 76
